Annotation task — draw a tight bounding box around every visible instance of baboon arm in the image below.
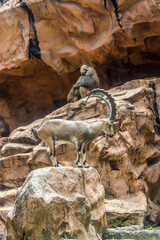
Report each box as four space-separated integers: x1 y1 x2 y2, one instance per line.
67 86 80 102
73 76 98 89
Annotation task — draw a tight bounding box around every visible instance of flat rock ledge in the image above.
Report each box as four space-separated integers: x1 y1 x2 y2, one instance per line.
3 167 106 240
103 225 160 240
105 195 147 228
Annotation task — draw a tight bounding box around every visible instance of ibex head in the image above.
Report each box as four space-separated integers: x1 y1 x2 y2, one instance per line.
103 120 115 137
86 88 116 137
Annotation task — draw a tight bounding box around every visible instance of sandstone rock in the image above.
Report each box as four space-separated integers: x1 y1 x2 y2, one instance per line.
0 138 8 158
0 153 30 188
0 207 12 235
0 189 17 207
27 145 52 170
105 193 147 227
1 143 34 157
0 79 160 226
1 0 160 130
103 225 160 240
143 162 160 226
0 189 17 233
3 167 106 240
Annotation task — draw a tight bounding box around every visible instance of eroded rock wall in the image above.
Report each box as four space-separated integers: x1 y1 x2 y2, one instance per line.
1 0 160 130
0 78 159 228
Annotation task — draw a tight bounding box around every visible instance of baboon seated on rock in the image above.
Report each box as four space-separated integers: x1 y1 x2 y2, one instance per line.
67 65 100 102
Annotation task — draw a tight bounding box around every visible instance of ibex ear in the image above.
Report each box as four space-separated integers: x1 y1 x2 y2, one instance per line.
105 119 110 124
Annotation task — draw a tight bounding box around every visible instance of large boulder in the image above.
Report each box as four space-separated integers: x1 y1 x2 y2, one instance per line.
3 167 106 240
105 193 148 227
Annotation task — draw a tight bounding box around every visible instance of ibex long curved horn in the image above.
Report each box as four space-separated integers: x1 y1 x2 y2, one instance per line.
86 88 116 121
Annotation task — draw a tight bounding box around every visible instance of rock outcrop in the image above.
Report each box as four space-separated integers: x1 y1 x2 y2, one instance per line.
1 0 160 129
105 193 148 228
0 77 159 230
3 167 106 240
103 225 160 240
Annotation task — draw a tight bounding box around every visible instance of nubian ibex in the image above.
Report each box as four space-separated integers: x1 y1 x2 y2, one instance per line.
67 65 100 102
32 89 116 168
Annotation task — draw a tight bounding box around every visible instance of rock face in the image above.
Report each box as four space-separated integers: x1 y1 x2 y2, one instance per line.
105 193 148 227
0 77 159 229
0 189 17 233
103 225 160 240
1 0 160 129
3 167 106 240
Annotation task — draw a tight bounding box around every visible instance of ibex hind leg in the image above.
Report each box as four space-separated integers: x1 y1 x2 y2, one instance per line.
76 145 83 168
52 137 62 167
82 148 89 168
45 137 55 166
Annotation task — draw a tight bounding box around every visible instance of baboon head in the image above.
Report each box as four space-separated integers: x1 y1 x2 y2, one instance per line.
80 65 95 76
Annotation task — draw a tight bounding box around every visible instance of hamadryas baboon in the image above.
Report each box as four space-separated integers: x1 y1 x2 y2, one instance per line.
67 65 100 102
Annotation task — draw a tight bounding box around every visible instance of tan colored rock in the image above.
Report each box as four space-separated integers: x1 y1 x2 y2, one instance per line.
105 192 147 227
0 153 30 188
0 189 17 233
0 79 160 226
27 145 52 170
1 0 160 130
146 198 160 226
0 138 8 158
1 143 34 157
0 207 12 234
0 189 17 207
144 162 160 225
3 167 106 240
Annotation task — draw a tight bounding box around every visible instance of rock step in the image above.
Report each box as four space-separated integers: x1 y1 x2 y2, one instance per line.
1 142 34 157
103 226 160 240
105 195 147 228
0 206 13 233
0 189 17 234
0 188 17 206
0 153 30 188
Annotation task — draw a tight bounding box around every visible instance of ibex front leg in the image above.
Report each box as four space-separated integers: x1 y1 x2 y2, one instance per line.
52 137 62 167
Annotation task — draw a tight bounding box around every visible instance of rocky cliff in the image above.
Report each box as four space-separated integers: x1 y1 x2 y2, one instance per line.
0 0 160 237
0 78 160 233
1 0 160 129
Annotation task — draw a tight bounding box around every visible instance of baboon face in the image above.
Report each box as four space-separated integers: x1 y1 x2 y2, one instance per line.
80 65 94 76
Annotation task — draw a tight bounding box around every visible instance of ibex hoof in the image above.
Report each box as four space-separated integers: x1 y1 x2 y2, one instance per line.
78 165 83 168
55 163 63 167
83 162 89 168
84 165 89 168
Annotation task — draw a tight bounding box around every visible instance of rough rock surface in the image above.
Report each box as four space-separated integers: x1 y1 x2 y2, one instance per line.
1 0 160 129
103 225 160 240
3 167 106 240
105 193 147 227
0 78 160 230
0 189 17 233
